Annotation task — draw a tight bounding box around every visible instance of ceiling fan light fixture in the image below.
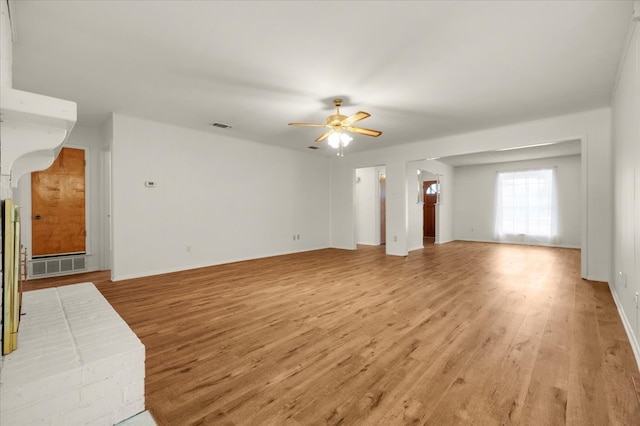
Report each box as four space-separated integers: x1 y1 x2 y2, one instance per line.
288 98 381 155
328 131 341 148
327 131 352 149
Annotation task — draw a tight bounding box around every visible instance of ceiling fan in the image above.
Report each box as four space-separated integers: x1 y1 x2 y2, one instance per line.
288 99 382 155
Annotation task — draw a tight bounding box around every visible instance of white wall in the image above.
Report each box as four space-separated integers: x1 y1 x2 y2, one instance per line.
330 108 611 281
15 126 107 273
110 113 331 280
453 155 581 248
611 12 639 366
0 0 11 89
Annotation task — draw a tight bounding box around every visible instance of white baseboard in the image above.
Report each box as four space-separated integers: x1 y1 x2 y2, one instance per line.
356 241 379 246
453 237 580 249
112 245 331 281
435 238 455 245
608 282 640 373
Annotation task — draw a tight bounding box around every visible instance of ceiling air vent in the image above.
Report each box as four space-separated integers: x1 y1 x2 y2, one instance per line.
211 122 232 129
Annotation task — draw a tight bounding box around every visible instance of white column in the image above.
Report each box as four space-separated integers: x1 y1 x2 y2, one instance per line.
1 0 14 198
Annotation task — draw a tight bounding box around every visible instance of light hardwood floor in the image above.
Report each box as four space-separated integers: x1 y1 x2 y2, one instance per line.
24 242 640 425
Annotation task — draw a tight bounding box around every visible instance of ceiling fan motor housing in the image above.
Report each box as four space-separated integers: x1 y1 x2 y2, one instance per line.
327 114 347 127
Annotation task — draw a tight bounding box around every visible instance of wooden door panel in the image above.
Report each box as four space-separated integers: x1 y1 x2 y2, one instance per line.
31 147 86 256
423 204 436 237
423 181 437 238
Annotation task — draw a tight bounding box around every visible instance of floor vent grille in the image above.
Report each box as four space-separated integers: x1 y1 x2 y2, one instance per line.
30 255 87 278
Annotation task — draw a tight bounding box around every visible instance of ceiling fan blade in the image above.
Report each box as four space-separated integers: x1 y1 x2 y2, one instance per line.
342 111 370 126
346 126 382 137
315 131 331 142
288 122 327 127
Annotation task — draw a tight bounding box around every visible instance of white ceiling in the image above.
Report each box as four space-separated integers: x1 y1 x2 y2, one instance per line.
11 1 632 156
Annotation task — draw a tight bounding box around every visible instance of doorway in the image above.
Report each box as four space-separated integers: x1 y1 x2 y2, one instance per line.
31 147 86 257
102 149 112 273
354 166 386 247
380 172 386 245
423 180 437 241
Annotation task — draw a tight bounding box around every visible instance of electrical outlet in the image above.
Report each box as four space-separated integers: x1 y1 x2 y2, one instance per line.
394 236 398 242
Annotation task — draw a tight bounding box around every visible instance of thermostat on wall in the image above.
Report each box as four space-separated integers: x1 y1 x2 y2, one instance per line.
144 181 157 188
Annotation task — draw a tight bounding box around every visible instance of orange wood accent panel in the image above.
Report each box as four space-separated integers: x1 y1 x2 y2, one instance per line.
31 147 86 256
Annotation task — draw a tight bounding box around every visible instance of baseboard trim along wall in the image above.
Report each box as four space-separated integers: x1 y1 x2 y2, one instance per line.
608 282 640 373
453 238 580 250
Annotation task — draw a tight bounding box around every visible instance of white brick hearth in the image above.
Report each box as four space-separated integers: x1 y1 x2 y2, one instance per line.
0 283 146 425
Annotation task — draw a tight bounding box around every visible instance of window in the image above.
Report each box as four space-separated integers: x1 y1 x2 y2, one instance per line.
425 183 439 195
494 168 558 243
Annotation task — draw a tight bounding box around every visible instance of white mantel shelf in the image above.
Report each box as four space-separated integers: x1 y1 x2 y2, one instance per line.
0 87 77 187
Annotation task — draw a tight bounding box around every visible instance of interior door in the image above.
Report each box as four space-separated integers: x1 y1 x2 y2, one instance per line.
379 173 386 245
103 149 112 271
423 180 437 238
31 147 86 256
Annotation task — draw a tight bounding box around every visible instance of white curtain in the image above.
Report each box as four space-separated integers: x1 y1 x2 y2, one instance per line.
494 168 559 244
